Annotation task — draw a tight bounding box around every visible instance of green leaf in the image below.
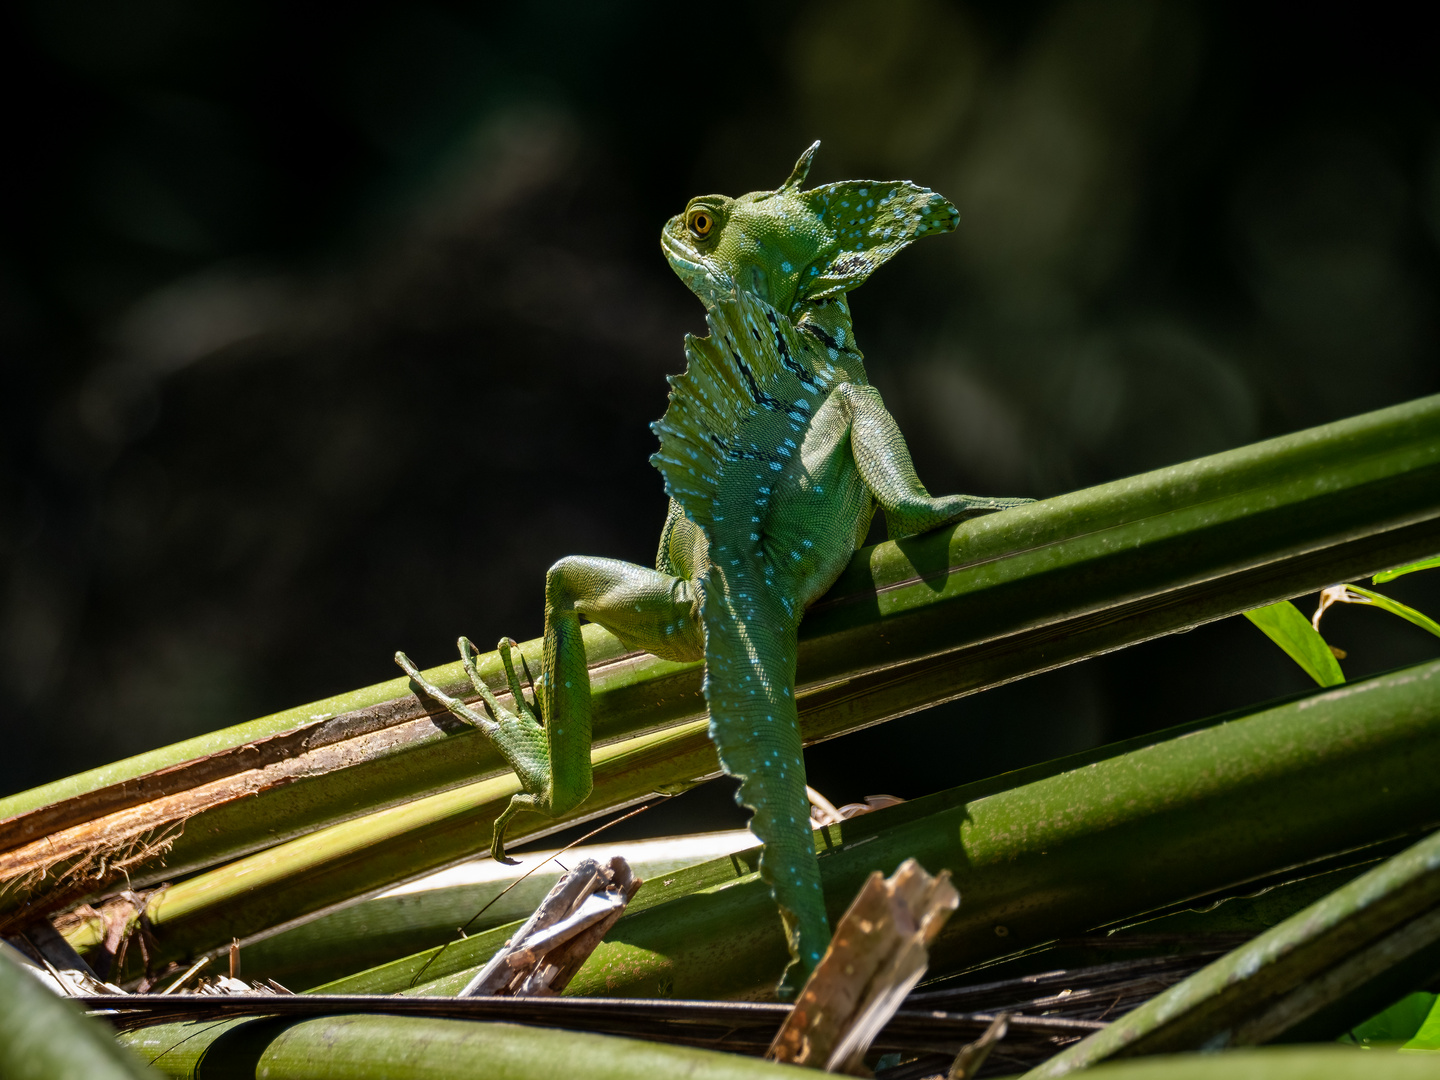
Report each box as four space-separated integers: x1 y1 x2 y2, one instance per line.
0 947 160 1079
1243 601 1345 687
1404 993 1440 1050
1346 991 1437 1045
1375 554 1440 583
1343 584 1440 640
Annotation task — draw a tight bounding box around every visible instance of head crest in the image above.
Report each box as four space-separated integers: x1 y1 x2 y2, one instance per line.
794 179 960 302
781 141 820 190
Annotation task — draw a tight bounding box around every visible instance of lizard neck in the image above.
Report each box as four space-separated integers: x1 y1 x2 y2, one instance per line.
792 295 868 386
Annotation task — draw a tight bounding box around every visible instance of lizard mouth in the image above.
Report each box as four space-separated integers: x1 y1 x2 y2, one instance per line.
660 226 704 274
661 225 725 297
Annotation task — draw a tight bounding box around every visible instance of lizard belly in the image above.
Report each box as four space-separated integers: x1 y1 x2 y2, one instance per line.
762 394 873 611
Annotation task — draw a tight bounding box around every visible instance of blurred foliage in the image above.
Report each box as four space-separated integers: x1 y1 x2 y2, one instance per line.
2 1 1439 820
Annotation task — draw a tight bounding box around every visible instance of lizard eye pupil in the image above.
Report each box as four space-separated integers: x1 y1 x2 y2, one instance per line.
691 212 712 237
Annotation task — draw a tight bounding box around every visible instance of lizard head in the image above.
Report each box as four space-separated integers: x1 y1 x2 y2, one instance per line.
661 141 960 315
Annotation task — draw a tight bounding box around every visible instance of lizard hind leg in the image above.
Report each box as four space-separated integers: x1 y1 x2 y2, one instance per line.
396 637 551 863
463 635 553 864
398 558 704 866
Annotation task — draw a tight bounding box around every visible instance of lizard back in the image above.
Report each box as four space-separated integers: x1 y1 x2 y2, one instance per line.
650 288 864 979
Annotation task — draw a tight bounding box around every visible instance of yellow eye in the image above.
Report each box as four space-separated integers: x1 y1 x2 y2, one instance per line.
688 210 713 238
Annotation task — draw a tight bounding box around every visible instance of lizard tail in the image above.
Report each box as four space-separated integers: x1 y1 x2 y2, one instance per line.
700 561 829 997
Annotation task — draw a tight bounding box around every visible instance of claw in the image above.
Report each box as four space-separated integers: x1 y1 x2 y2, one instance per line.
496 637 533 715
491 811 519 864
458 636 505 721
395 646 497 734
518 650 539 698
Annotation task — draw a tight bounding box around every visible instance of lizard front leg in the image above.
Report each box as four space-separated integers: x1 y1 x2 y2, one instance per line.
837 383 1033 539
396 555 703 862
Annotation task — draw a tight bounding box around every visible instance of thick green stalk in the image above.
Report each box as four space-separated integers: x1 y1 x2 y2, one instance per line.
1071 1048 1440 1079
0 947 158 1080
77 717 720 969
1026 826 1440 1075
312 661 1440 1002
8 393 1440 929
81 652 1436 981
119 1014 807 1079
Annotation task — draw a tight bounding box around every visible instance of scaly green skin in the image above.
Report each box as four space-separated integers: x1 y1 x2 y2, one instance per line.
395 143 1030 996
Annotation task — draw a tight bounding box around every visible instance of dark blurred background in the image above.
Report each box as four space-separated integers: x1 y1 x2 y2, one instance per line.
2 0 1438 827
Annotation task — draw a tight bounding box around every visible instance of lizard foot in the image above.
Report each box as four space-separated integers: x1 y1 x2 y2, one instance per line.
393 645 500 737
395 636 550 864
938 493 1036 522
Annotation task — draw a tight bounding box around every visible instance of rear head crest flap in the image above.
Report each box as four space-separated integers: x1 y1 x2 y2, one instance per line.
795 179 959 301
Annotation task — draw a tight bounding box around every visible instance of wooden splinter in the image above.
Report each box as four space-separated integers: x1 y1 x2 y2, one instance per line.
768 858 960 1075
460 856 639 998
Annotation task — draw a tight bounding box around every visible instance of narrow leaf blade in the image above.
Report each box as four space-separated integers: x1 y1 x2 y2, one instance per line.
1344 584 1440 640
1374 554 1440 584
1243 601 1345 686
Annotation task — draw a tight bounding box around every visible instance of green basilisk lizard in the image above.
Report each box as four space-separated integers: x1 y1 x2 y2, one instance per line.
396 143 1031 995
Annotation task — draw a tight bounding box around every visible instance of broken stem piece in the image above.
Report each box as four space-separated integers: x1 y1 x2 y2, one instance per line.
460 857 639 997
949 1012 1010 1079
769 858 959 1074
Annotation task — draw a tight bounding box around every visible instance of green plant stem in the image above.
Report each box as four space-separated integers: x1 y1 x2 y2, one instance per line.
73 716 720 965
82 653 1440 983
118 1014 808 1079
1022 821 1440 1075
310 661 1440 1002
1068 1048 1440 1079
9 393 1440 932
